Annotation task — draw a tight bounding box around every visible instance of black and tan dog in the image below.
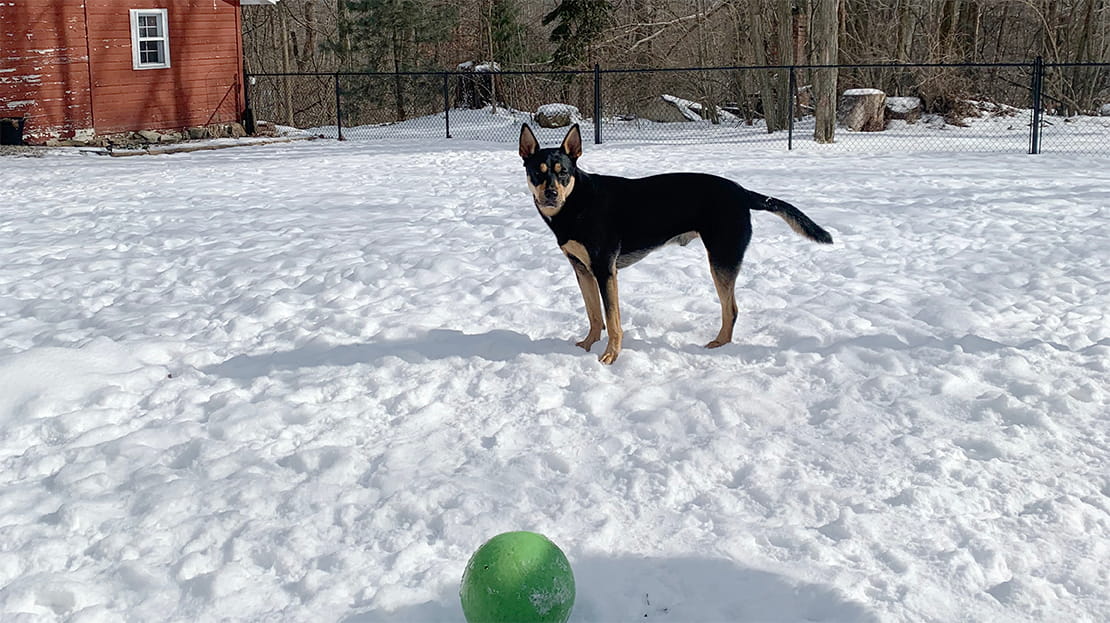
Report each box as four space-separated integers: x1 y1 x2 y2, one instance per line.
519 123 833 364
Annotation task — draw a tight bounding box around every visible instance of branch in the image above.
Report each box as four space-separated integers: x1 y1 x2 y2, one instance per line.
598 1 726 52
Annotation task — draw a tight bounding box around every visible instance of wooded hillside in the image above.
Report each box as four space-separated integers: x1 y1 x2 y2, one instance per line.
243 1 1107 73
242 1 1108 130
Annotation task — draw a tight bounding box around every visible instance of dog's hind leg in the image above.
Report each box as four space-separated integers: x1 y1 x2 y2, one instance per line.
702 219 749 349
707 264 739 348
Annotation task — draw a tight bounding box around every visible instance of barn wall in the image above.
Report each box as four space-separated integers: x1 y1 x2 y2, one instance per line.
0 2 95 142
1 1 246 144
86 1 245 135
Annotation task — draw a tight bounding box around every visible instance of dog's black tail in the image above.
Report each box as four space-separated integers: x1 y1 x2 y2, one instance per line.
748 191 834 244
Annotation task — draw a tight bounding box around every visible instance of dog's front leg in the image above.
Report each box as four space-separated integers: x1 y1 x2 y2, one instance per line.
569 260 605 351
596 266 623 365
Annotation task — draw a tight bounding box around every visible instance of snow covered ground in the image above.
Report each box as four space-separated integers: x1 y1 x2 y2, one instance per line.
1 133 1108 622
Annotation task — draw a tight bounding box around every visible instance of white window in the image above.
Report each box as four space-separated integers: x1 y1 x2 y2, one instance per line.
130 9 170 70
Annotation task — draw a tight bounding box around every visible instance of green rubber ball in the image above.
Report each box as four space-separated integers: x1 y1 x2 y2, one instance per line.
460 531 575 623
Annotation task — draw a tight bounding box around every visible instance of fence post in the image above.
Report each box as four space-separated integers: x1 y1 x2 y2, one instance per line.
1030 56 1043 154
334 73 345 141
594 64 602 145
443 73 452 139
788 65 796 151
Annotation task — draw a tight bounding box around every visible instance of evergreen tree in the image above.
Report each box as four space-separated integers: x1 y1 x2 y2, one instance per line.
489 0 528 66
344 0 457 72
542 0 613 68
343 0 457 120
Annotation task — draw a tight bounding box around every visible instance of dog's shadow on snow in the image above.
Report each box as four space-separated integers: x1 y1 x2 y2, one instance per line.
340 555 880 622
204 329 576 380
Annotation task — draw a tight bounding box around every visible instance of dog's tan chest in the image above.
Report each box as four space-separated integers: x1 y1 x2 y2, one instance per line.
560 240 592 270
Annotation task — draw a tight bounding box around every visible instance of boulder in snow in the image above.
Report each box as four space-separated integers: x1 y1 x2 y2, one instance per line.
886 96 922 124
634 98 692 122
534 104 581 128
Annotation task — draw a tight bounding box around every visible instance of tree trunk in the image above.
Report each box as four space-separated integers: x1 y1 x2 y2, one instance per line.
775 0 792 125
696 0 719 123
939 0 962 60
753 2 788 132
1069 0 1099 112
792 0 809 66
1040 0 1061 61
813 0 838 143
301 1 317 71
336 0 352 71
280 6 293 125
894 0 915 94
391 28 406 121
791 0 809 119
992 5 1009 64
966 3 982 61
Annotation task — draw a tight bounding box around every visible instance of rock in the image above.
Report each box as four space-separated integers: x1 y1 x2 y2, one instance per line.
636 98 692 123
0 145 45 157
886 96 922 124
838 88 887 131
534 104 580 128
137 130 162 142
229 123 247 138
253 121 278 137
187 127 209 140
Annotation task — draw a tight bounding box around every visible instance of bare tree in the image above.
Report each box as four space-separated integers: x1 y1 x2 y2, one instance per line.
813 0 839 143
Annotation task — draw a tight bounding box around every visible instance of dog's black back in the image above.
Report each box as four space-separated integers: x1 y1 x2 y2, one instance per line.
560 171 753 267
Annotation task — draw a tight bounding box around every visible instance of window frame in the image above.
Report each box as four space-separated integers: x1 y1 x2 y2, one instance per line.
129 9 171 70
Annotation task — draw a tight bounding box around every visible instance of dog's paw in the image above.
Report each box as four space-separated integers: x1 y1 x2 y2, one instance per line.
576 333 602 351
705 339 730 349
598 349 619 365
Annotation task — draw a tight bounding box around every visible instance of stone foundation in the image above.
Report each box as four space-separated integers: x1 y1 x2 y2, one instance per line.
44 122 249 148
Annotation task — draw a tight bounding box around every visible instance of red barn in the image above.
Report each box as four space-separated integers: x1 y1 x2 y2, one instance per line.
1 1 277 145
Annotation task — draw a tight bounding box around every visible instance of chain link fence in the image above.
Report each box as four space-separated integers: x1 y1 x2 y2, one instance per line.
1040 62 1110 154
245 60 1110 154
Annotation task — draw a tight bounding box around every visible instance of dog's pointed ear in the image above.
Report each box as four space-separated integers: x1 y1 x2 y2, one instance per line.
561 124 583 160
519 124 539 160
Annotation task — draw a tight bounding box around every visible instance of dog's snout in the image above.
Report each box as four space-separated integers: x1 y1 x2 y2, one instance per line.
544 186 558 200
